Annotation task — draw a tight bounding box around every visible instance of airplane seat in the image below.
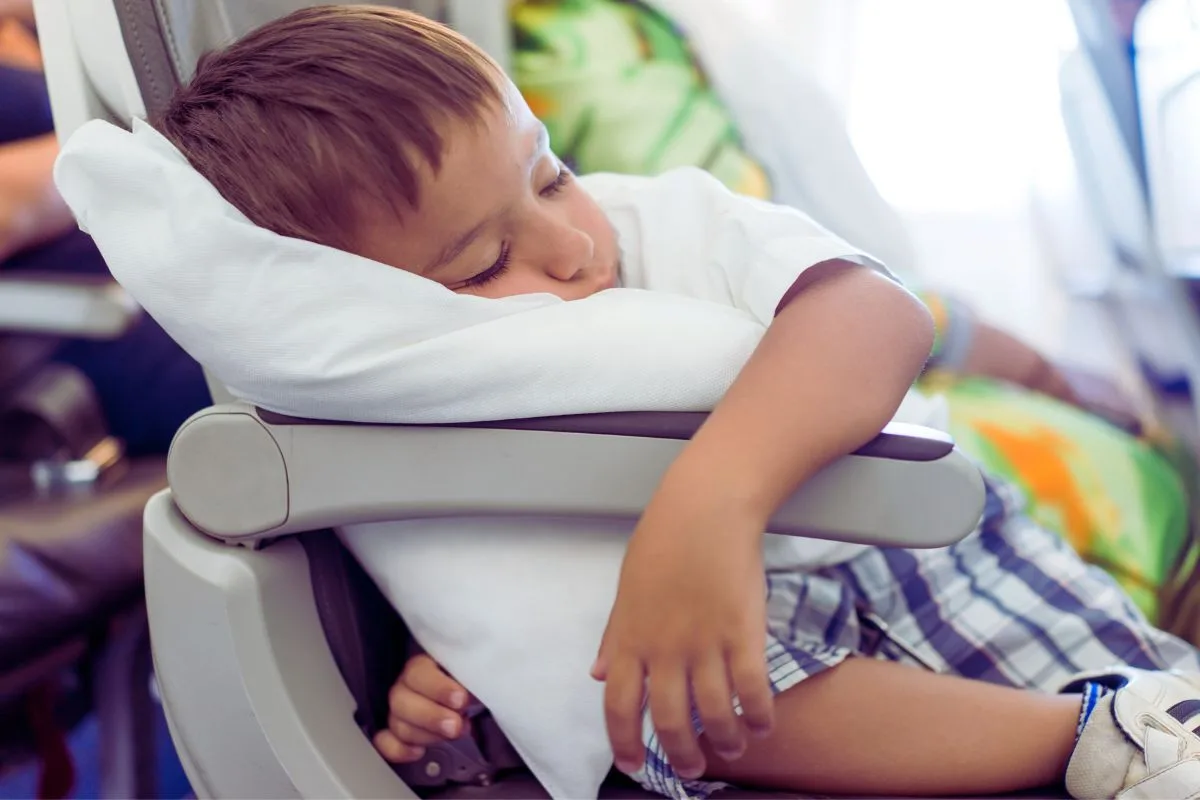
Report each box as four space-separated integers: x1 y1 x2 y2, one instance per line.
1135 0 1200 280
32 1 987 796
1057 11 1200 428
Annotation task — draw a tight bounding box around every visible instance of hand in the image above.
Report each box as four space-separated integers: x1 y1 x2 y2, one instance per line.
592 485 774 781
1052 364 1144 434
1019 354 1081 407
0 135 78 262
373 653 472 763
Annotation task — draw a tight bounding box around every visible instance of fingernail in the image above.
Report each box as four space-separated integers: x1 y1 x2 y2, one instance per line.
440 718 459 737
615 759 641 775
449 691 467 709
749 724 772 739
716 746 745 761
678 764 705 780
410 746 426 759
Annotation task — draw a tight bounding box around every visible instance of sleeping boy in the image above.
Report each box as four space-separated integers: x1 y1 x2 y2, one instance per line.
154 6 1200 798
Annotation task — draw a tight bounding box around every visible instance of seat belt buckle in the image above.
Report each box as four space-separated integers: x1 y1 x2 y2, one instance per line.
392 701 520 788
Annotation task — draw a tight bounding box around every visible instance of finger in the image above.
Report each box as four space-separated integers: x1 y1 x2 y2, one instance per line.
647 663 706 780
591 653 609 681
592 626 613 681
387 684 467 739
729 646 774 738
691 655 744 762
373 730 426 764
404 655 470 710
603 656 647 775
387 716 458 747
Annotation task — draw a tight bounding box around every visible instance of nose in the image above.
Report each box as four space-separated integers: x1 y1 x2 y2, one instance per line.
541 219 594 283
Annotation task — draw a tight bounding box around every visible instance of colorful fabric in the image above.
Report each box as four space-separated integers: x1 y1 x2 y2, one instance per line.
511 0 771 199
510 0 1195 624
631 478 1200 798
918 371 1193 622
919 289 976 371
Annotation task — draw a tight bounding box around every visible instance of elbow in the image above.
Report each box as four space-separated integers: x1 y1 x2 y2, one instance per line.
853 277 936 432
905 287 936 376
855 269 935 382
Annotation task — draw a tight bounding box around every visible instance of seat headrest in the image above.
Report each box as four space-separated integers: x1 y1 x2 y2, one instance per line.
109 0 421 119
83 1 501 122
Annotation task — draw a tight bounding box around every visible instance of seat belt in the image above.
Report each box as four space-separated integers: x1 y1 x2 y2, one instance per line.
301 532 525 789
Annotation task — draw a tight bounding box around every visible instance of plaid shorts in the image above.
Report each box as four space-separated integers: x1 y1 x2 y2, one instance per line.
632 477 1200 799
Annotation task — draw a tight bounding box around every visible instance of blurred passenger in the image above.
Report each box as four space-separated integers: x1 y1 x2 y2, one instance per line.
0 4 209 455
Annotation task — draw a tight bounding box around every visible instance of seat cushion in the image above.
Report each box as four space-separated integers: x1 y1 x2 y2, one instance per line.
0 458 164 673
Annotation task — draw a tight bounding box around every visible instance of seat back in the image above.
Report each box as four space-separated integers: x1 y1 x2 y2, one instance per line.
1058 33 1200 404
1135 0 1200 277
1064 0 1148 194
1059 48 1154 275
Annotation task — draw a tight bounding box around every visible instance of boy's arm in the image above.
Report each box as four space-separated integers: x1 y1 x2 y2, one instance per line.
0 134 76 262
685 261 933 516
596 261 934 779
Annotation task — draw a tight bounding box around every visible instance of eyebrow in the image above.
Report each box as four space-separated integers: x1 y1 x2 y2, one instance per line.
423 125 551 276
425 217 490 276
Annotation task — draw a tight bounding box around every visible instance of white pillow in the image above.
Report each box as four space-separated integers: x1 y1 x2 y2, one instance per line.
338 518 629 798
53 120 759 799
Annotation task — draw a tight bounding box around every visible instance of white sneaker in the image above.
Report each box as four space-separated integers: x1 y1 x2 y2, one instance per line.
1062 667 1200 799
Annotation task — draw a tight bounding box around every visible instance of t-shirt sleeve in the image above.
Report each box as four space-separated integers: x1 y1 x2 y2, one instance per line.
594 167 897 326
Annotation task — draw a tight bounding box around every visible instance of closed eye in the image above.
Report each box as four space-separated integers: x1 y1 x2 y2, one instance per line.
540 168 571 198
459 243 512 289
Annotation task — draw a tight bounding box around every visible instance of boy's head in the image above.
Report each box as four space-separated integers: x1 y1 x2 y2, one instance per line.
157 4 618 300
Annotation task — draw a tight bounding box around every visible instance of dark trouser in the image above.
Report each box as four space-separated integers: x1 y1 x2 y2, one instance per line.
5 231 210 456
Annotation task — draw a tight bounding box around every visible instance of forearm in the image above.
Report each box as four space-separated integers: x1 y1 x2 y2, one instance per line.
0 133 76 261
663 261 934 522
960 321 1063 390
0 13 41 70
0 0 36 25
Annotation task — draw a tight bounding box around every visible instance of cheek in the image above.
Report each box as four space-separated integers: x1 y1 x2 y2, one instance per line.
569 192 616 257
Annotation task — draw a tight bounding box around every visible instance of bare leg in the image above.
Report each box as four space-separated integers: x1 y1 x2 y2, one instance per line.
702 658 1079 796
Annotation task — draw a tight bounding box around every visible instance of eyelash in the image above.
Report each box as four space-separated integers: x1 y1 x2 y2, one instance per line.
462 243 511 288
540 168 571 197
460 169 572 289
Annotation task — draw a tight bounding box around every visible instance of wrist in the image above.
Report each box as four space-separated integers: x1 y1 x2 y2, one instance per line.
653 444 775 531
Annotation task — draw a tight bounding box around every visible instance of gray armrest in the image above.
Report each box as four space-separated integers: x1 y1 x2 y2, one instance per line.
168 403 985 549
0 274 140 338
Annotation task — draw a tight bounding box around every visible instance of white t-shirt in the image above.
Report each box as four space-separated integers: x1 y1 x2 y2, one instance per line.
580 167 949 435
578 168 949 570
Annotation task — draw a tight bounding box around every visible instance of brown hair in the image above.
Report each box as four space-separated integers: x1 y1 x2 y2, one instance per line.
155 4 505 252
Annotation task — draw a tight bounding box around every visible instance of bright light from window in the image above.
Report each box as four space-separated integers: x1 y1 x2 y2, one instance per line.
846 0 1079 214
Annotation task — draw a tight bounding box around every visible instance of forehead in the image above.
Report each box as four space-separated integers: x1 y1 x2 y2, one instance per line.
423 97 540 223
361 88 542 269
